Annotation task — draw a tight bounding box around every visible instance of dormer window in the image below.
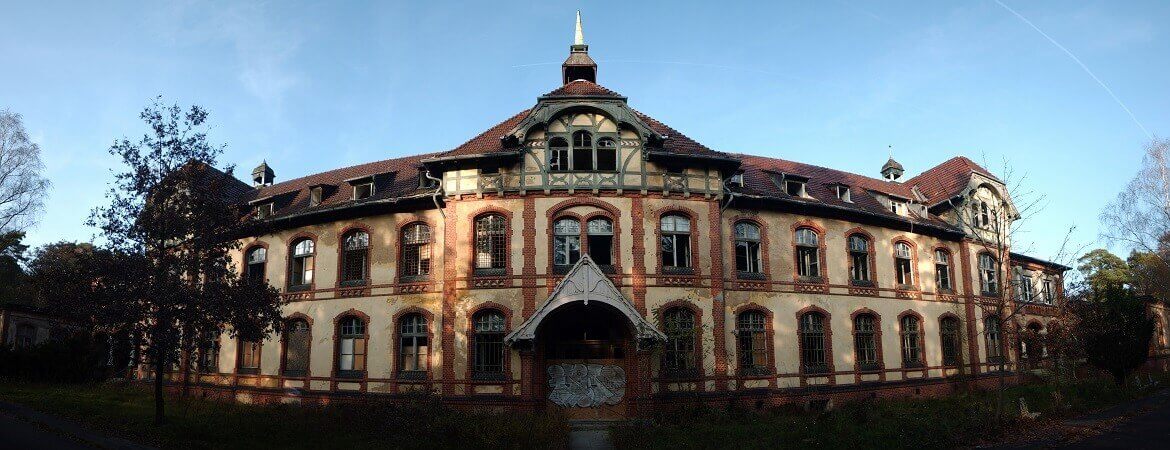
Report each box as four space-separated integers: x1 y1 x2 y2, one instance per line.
596 138 617 171
353 182 373 200
836 185 852 202
419 169 438 188
729 172 744 188
256 202 274 219
309 186 323 206
548 137 569 172
785 180 807 197
890 200 906 215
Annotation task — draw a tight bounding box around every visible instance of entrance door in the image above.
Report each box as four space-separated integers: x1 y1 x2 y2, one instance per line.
538 303 630 420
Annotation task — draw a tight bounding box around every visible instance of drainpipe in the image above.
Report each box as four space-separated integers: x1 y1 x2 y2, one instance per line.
424 169 446 221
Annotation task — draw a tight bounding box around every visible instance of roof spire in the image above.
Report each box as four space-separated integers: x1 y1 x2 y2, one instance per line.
562 10 597 84
574 10 585 46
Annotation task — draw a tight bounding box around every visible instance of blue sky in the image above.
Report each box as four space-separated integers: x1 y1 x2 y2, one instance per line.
2 0 1166 263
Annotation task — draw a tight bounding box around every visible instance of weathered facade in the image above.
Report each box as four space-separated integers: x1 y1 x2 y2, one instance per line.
173 16 1107 417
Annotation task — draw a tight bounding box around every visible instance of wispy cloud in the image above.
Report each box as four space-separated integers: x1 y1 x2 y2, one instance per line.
994 0 1152 140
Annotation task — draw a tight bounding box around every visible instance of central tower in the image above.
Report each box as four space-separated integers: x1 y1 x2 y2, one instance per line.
562 11 598 84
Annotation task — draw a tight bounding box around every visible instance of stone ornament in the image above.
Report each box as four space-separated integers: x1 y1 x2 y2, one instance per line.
547 363 626 407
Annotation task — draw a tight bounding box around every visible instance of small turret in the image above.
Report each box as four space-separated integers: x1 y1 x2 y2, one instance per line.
252 160 275 187
562 11 597 85
881 157 904 182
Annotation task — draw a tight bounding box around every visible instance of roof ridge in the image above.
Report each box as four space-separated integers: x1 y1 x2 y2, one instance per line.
256 152 438 194
736 153 908 191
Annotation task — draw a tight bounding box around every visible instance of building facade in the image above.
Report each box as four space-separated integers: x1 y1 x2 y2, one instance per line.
181 16 1093 417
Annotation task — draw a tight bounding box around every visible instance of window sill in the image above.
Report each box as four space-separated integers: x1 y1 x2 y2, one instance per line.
237 368 259 375
473 268 507 277
737 271 765 280
660 368 701 379
850 279 875 287
938 288 955 295
339 279 368 288
896 284 917 291
802 364 830 375
397 370 428 381
902 361 924 369
336 370 366 380
663 266 695 275
399 275 431 284
282 369 307 378
470 372 508 382
797 276 824 284
287 284 311 293
858 364 882 373
738 367 774 378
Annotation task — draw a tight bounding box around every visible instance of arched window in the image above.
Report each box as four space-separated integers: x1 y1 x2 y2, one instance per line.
245 247 266 282
847 235 871 285
737 311 768 374
472 310 506 377
734 222 762 276
13 323 36 349
660 215 692 270
341 230 369 286
587 217 614 266
398 314 429 375
572 130 593 171
337 316 367 378
979 253 999 295
400 223 432 280
935 249 952 291
894 242 914 287
795 228 820 278
800 312 828 374
474 214 507 275
197 331 220 374
553 218 582 268
940 316 961 366
662 307 697 376
853 314 879 371
984 316 1003 363
282 319 311 377
980 201 990 228
288 239 315 290
596 137 618 171
548 137 569 172
900 315 922 367
237 337 261 375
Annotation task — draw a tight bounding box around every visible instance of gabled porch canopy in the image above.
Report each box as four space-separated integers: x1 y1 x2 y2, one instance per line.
505 255 666 349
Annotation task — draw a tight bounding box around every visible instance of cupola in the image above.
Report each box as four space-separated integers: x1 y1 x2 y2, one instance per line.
252 160 275 187
562 11 597 85
881 157 904 182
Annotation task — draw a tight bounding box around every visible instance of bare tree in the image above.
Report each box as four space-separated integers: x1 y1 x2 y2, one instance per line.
1101 138 1170 298
0 109 51 233
949 157 1082 420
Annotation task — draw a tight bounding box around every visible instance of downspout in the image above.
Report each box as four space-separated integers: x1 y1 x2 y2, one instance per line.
424 169 446 221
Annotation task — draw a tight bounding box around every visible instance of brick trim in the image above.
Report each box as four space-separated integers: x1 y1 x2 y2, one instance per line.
937 312 963 369
891 236 922 293
467 206 515 280
729 217 771 283
395 219 437 286
656 299 704 385
930 245 956 294
465 302 514 391
651 206 702 278
241 241 270 281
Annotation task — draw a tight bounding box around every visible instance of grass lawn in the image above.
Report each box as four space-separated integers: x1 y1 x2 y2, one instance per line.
0 381 569 449
611 373 1170 449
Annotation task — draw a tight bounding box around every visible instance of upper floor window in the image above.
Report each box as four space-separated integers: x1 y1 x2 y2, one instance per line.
935 249 952 291
985 316 1003 363
572 131 594 171
400 223 432 280
596 137 617 171
979 253 999 295
587 217 614 266
548 137 569 172
660 215 692 271
256 202 274 219
900 315 922 368
662 307 697 376
848 235 871 285
1016 272 1034 302
553 218 582 268
472 310 506 378
475 214 508 275
736 311 768 374
337 316 367 378
245 247 266 282
891 200 906 216
309 186 324 206
979 201 990 228
341 230 370 286
353 181 373 200
288 239 315 290
799 312 828 374
894 242 914 287
785 180 807 197
734 222 762 276
282 319 310 377
1042 278 1055 304
237 338 261 375
728 172 744 188
795 228 820 279
398 314 429 374
836 185 852 202
853 314 879 371
197 332 220 374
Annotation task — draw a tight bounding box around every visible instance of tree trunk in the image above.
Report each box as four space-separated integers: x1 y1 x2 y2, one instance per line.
153 350 166 425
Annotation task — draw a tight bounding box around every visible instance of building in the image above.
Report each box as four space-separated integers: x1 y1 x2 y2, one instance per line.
182 14 1083 417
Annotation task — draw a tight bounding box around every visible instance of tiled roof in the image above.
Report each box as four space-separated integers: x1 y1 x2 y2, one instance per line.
242 153 437 219
906 156 1000 205
563 52 597 67
735 154 957 229
542 80 622 98
433 109 533 159
633 110 729 158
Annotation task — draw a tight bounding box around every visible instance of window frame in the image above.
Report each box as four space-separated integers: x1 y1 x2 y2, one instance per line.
851 311 883 373
244 245 267 282
984 315 1004 364
939 315 962 367
334 313 369 379
236 337 262 375
934 248 953 292
894 241 915 289
470 308 509 380
660 305 700 378
733 220 764 279
281 317 312 377
552 216 583 270
793 226 823 281
352 181 373 200
287 237 316 291
797 310 831 375
659 213 694 273
398 222 433 282
847 233 874 287
735 308 773 376
473 213 509 276
395 311 432 379
979 253 1000 296
255 202 274 219
899 313 925 369
339 229 371 287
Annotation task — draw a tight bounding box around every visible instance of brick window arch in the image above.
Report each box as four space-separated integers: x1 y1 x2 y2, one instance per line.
244 245 267 282
934 247 954 292
660 213 693 272
339 228 370 287
474 213 508 276
281 315 312 377
733 220 763 278
846 232 875 287
660 303 700 378
470 308 508 379
797 307 833 375
899 312 925 368
979 252 1000 296
939 314 962 367
334 312 369 379
851 309 884 373
893 239 918 290
791 223 827 283
287 237 315 291
735 307 773 376
396 311 431 379
399 222 432 281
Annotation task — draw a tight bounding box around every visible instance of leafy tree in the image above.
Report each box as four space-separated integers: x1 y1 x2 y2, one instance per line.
1077 249 1132 291
0 231 29 304
85 97 283 425
25 242 111 319
1072 286 1155 384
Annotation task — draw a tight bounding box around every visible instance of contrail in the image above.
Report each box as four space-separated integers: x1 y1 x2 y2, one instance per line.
994 0 1153 140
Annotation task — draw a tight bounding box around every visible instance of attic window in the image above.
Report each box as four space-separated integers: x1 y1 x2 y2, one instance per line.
836 186 852 203
890 200 907 216
728 172 744 188
785 180 807 197
419 169 438 188
353 182 373 200
309 186 323 206
256 202 274 219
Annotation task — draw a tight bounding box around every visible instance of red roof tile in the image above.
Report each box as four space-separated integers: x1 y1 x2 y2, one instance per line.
906 156 1000 205
542 80 623 98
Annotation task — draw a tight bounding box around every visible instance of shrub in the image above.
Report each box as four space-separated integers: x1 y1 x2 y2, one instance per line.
0 333 109 383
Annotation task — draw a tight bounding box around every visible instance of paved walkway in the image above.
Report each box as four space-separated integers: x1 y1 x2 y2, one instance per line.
0 401 152 450
993 388 1170 449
